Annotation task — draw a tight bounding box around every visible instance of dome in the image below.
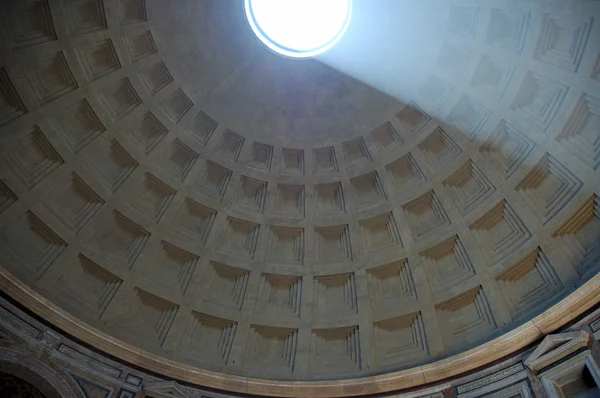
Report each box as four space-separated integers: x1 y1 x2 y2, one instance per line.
0 0 599 396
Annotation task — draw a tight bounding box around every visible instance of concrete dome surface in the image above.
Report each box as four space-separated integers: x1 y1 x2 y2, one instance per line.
0 0 599 396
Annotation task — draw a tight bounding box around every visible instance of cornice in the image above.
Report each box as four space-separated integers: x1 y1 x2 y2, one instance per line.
1 266 599 397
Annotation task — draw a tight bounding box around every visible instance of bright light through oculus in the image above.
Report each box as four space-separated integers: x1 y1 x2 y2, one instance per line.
245 0 352 58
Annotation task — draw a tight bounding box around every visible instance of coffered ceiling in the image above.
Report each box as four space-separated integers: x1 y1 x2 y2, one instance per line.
0 0 598 386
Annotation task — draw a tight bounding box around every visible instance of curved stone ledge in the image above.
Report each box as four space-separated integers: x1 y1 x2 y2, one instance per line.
1 265 598 397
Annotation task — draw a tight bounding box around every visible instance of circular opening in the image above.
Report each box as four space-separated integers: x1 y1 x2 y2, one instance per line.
245 0 352 58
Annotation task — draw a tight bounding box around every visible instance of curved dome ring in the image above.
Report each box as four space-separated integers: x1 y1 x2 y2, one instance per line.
244 0 352 58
